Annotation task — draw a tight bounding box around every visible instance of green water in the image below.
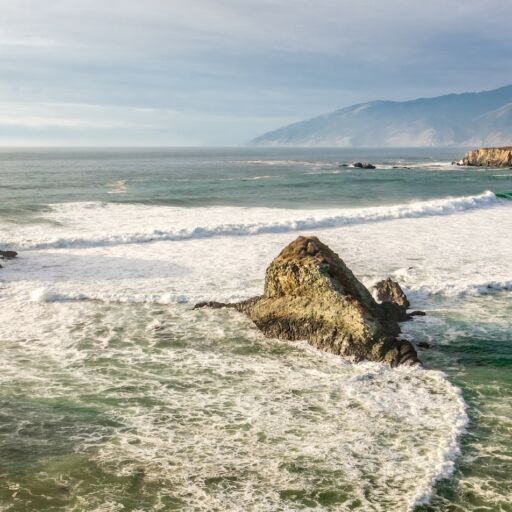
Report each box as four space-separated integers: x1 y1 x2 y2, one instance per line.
411 297 512 512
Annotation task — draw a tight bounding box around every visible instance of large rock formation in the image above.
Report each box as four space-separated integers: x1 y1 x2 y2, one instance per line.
462 146 512 167
196 236 420 366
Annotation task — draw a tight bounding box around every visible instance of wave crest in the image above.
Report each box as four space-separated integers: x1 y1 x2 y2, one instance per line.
5 191 500 251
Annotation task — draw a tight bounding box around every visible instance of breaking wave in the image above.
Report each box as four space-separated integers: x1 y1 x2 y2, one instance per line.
4 191 500 251
412 279 512 298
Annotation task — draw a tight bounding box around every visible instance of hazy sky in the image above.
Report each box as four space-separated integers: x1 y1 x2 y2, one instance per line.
1 0 512 146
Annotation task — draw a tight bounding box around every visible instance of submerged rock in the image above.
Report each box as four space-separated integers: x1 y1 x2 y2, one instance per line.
197 236 420 366
462 146 512 167
0 250 17 259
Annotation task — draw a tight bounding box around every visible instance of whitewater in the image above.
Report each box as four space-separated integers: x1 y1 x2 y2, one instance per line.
1 190 499 251
1 148 511 511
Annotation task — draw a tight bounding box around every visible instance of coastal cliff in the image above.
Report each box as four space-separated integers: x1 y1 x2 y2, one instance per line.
196 236 420 366
463 146 512 167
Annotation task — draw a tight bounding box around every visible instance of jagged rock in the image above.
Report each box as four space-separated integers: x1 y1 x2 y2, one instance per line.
0 250 17 259
417 341 431 349
197 236 420 366
242 237 418 365
373 278 410 321
462 146 512 167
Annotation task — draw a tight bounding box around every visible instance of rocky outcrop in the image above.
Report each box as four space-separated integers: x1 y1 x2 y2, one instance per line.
196 236 420 366
462 146 512 167
373 278 410 321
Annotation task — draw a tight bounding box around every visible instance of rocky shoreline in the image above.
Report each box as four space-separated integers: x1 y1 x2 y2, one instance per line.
196 236 423 366
462 146 512 168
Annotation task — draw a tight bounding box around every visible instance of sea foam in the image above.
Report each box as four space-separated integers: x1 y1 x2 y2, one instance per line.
1 191 499 251
0 300 467 511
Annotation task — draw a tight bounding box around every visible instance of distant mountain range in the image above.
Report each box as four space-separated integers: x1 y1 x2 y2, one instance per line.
251 85 512 147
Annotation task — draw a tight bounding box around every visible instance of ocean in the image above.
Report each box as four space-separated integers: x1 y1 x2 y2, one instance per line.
0 147 511 511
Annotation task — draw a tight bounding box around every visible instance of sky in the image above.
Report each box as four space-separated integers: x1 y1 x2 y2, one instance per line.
1 0 512 146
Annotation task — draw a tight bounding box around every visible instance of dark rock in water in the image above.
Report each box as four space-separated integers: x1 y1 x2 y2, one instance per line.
0 250 17 260
353 162 376 169
417 341 431 349
338 163 349 167
409 310 426 317
193 300 238 310
373 278 410 321
196 236 420 366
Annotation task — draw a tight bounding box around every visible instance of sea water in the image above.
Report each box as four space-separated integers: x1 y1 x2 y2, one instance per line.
0 148 511 511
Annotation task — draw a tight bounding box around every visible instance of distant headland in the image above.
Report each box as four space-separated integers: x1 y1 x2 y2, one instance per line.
251 85 512 148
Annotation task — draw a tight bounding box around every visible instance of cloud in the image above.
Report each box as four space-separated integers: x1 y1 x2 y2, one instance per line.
0 0 511 145
0 101 291 146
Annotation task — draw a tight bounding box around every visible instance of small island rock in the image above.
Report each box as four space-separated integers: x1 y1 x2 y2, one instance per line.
462 146 512 168
353 162 376 169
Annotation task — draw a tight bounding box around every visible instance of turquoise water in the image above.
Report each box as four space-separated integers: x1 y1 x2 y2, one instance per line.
0 148 511 511
2 147 512 215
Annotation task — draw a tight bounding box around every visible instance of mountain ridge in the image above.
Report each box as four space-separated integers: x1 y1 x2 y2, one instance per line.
251 85 512 147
